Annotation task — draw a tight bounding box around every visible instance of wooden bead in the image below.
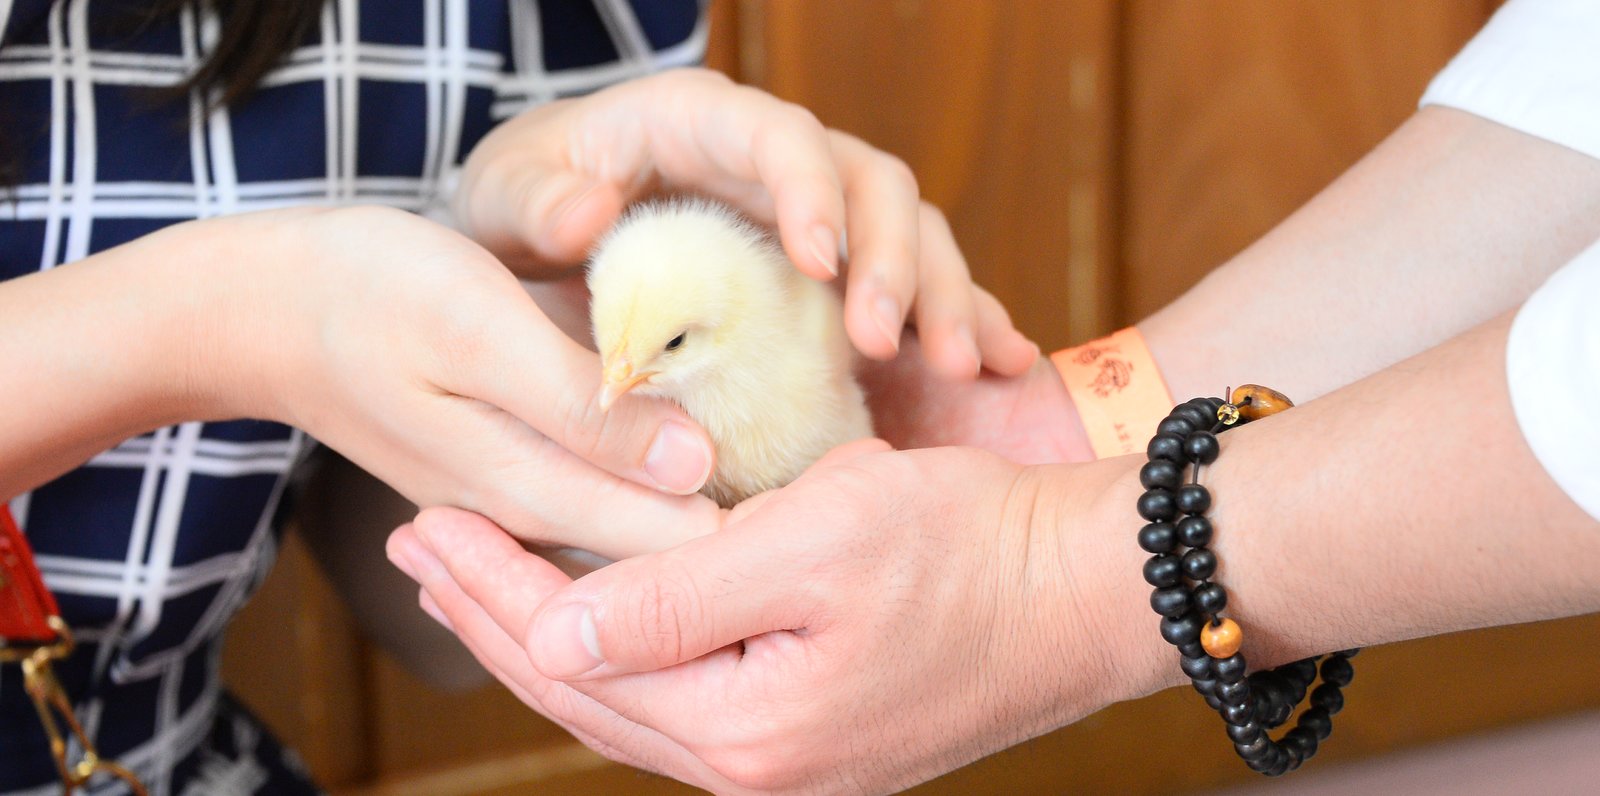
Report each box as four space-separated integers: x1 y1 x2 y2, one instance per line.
1201 617 1244 658
1231 384 1294 420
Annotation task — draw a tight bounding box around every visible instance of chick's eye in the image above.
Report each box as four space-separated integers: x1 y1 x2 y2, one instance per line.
664 332 686 352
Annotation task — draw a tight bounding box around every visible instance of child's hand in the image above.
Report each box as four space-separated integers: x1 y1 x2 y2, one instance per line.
454 68 1036 380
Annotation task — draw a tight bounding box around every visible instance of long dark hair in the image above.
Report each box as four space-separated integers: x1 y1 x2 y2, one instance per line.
1 0 326 190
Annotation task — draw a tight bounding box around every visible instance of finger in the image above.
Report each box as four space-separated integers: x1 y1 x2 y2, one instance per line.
832 131 920 360
435 286 715 498
657 73 846 281
391 389 719 558
972 285 1041 377
510 171 629 267
522 511 823 680
909 202 982 380
403 512 741 790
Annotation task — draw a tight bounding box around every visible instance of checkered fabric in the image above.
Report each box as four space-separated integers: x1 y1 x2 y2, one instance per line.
0 1 704 792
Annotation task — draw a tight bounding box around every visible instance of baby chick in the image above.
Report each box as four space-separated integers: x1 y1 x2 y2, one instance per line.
588 199 873 507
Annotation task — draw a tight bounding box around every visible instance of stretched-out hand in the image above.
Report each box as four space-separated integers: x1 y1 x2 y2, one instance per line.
387 441 1154 794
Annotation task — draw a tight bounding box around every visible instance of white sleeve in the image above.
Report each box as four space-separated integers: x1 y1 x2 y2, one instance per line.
1506 238 1600 523
1420 0 1600 161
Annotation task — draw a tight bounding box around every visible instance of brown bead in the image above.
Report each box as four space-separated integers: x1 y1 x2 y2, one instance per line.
1231 385 1294 421
1202 617 1244 658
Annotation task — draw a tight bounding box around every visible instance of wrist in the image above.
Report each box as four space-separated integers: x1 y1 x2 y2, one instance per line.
143 213 303 423
1021 356 1094 463
1022 457 1178 727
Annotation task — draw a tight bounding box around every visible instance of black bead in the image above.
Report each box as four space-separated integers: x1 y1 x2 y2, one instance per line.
1286 657 1320 686
1180 655 1213 679
1283 726 1318 761
1213 653 1247 683
1147 433 1186 463
1265 701 1294 730
1234 735 1272 762
1176 515 1213 547
1204 693 1224 711
1176 483 1212 514
1191 676 1219 696
1311 683 1344 715
1226 720 1262 744
1222 702 1255 726
1246 756 1277 774
1138 460 1183 492
1157 416 1195 438
1184 431 1220 464
1181 548 1218 580
1137 489 1178 522
1338 648 1361 658
1321 656 1355 687
1173 405 1212 430
1160 612 1204 646
1299 706 1333 740
1143 554 1182 588
1191 581 1227 615
1218 679 1251 706
1137 521 1178 554
1177 639 1206 659
1150 586 1189 618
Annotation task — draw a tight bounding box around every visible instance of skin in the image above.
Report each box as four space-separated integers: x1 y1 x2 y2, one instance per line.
1 69 1027 563
389 107 1600 793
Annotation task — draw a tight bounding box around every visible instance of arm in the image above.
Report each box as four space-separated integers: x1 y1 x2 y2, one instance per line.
394 306 1600 794
1141 104 1600 403
1 207 725 557
1080 311 1600 694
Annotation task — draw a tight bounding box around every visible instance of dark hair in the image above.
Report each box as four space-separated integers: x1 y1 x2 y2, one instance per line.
1 0 326 191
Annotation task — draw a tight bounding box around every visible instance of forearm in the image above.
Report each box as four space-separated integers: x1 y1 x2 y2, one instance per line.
1062 312 1600 702
0 223 251 498
1141 105 1600 404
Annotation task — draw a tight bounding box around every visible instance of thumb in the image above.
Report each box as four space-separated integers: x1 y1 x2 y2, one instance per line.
525 523 814 680
468 168 628 270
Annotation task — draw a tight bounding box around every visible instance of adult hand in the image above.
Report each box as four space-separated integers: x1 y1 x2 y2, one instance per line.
455 68 1037 380
192 206 718 556
388 442 1163 794
858 334 1092 463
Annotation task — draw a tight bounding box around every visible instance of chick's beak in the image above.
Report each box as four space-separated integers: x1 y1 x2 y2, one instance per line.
599 356 649 412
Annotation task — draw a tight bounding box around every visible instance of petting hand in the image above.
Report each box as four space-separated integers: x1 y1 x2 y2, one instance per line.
188 206 719 557
454 67 1037 380
387 442 1162 794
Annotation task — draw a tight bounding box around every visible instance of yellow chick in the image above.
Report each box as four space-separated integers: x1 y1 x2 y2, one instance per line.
588 199 873 507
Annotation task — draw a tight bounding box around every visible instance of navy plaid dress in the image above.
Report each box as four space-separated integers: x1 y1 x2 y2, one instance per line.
0 1 703 792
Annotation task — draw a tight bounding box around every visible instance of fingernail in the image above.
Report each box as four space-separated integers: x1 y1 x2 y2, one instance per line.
403 540 448 585
387 539 418 580
531 602 603 677
418 590 455 632
808 224 839 277
873 293 903 352
956 322 982 376
645 420 712 494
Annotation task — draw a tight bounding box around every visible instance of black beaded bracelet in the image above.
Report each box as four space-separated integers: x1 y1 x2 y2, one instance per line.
1137 386 1358 776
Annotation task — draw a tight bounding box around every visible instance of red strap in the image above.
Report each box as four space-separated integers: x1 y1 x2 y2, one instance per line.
0 504 61 647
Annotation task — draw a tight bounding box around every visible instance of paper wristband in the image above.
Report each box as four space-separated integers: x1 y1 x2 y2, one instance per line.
1049 327 1176 459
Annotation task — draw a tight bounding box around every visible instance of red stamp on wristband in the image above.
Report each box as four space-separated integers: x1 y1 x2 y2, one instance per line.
1050 327 1175 459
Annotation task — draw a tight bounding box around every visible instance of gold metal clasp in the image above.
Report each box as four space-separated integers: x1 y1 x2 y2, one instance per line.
13 617 148 796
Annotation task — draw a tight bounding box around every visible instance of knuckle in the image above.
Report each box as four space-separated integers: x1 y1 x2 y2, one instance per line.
622 559 708 667
877 152 919 195
551 385 608 462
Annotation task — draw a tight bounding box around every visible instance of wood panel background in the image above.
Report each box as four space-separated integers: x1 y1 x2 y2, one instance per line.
221 1 1600 794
